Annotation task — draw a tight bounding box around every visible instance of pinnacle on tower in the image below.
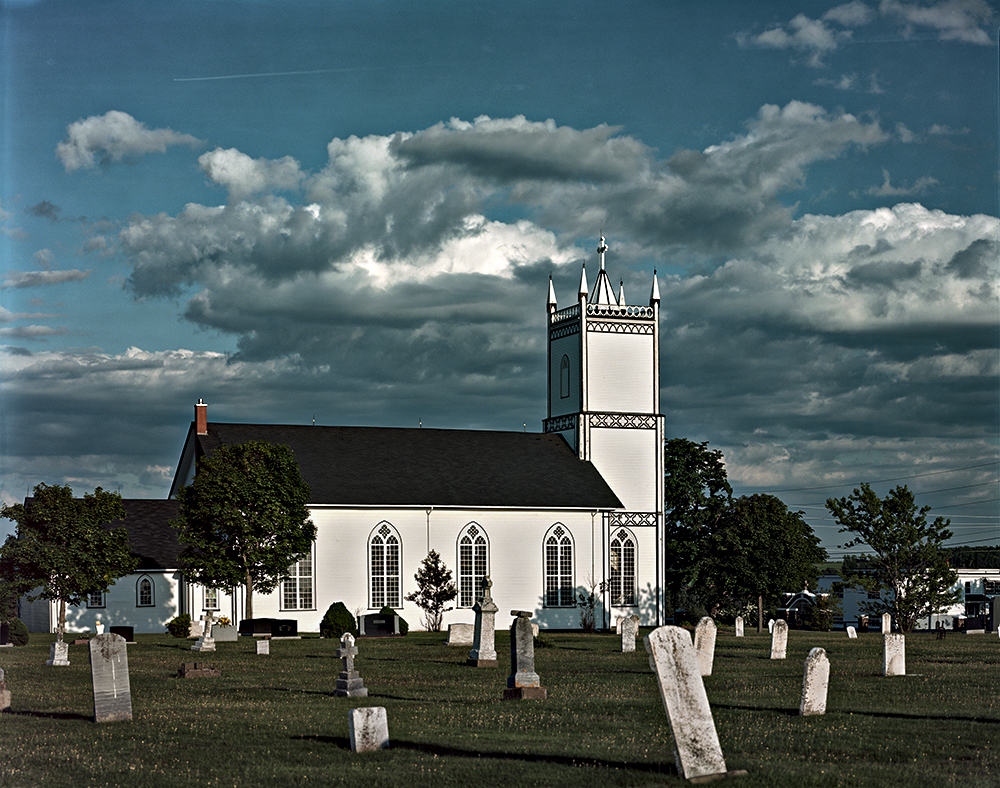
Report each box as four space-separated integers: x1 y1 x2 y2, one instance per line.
589 235 616 305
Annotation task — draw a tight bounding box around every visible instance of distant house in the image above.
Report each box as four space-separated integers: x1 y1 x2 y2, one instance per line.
23 240 670 634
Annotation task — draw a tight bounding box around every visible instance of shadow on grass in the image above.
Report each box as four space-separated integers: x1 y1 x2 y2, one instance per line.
5 709 92 721
712 702 1000 725
292 734 679 774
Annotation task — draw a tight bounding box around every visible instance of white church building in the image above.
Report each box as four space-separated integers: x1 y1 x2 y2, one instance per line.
24 239 668 634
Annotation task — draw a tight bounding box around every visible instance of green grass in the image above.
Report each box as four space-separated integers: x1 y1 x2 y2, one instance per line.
1 628 998 787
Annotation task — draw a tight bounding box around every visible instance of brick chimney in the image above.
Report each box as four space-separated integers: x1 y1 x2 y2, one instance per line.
195 399 208 435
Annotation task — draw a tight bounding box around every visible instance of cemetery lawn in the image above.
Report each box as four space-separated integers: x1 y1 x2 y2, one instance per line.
1 629 998 787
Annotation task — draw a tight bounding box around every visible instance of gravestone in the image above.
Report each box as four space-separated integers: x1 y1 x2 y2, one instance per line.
884 633 905 676
212 624 239 642
109 625 133 643
191 612 216 652
644 626 745 782
799 647 830 716
349 707 389 752
46 640 70 666
621 614 639 653
468 576 499 667
0 668 10 711
882 613 892 634
89 634 132 723
256 639 270 655
734 616 744 638
0 623 8 646
503 611 546 700
846 626 857 639
334 633 368 697
770 619 788 660
767 619 774 634
693 617 717 676
615 615 626 635
358 613 400 637
177 662 221 678
238 618 298 638
445 623 474 646
95 620 105 635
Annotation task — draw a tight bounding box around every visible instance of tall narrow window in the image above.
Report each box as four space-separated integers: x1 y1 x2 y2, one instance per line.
136 575 154 607
370 522 401 609
544 524 574 607
609 528 636 606
281 545 314 610
560 355 570 398
204 587 219 610
458 524 489 607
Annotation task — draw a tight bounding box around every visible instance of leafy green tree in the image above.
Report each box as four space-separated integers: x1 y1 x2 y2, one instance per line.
827 484 960 633
663 439 733 595
172 441 315 621
404 550 457 631
0 483 136 642
701 494 826 631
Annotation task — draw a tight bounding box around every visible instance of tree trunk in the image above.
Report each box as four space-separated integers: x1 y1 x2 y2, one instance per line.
757 595 764 633
245 572 254 621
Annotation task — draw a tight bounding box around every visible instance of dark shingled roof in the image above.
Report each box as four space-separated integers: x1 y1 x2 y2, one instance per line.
193 423 623 510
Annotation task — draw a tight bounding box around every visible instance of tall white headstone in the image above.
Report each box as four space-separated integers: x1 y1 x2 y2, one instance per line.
644 626 744 781
468 576 499 667
693 617 717 676
799 647 830 716
89 634 132 723
846 626 857 639
349 707 389 752
881 613 892 634
884 634 905 676
734 616 744 638
0 668 10 712
621 614 639 653
770 619 788 660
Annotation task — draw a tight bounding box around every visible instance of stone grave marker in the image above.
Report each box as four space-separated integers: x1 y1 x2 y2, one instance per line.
768 619 774 634
334 633 368 697
846 626 857 639
468 576 499 667
95 620 105 635
615 615 626 635
0 668 10 712
643 626 745 782
177 662 221 678
503 611 546 700
693 617 717 676
349 707 389 752
256 639 270 655
358 613 400 637
799 647 830 716
882 612 892 634
445 622 474 646
621 614 639 653
884 633 905 676
191 612 216 652
770 619 788 660
734 616 744 637
89 633 132 723
46 640 70 666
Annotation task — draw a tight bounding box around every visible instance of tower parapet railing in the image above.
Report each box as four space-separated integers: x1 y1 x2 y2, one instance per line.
550 304 580 324
586 303 654 319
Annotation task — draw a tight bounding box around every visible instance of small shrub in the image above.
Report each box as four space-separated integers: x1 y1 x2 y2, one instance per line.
379 605 408 636
320 601 357 639
404 550 457 632
8 617 28 646
166 613 191 638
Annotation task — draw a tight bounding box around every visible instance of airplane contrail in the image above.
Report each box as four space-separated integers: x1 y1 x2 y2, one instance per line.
175 67 364 82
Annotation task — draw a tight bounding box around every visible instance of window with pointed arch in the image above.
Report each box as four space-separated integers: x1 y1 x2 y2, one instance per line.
369 521 401 609
544 524 574 607
458 523 489 608
609 528 636 606
560 355 570 398
136 575 154 607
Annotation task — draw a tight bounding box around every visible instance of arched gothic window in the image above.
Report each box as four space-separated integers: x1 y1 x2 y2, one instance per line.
458 523 489 607
609 528 636 606
136 575 154 607
560 355 570 398
544 524 574 607
369 522 401 609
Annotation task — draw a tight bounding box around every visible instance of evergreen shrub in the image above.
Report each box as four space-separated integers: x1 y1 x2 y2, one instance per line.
8 617 28 646
320 601 357 639
166 613 191 638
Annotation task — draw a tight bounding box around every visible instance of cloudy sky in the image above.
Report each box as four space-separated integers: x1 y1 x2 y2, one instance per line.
2 0 997 555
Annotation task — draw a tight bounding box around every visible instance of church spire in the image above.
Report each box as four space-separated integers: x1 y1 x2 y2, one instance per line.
578 262 589 300
547 274 558 312
589 235 616 305
649 268 660 305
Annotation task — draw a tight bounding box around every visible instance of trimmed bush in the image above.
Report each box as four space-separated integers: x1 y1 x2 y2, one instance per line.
320 602 356 639
379 605 408 636
166 613 192 639
8 617 28 646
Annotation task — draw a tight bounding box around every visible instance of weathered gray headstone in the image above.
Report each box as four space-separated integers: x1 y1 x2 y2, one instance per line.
881 612 892 634
767 619 774 634
256 638 270 655
615 615 626 635
734 616 744 638
191 612 216 652
46 640 70 666
693 617 717 676
503 611 546 700
770 619 788 660
799 647 830 716
445 623 474 646
884 633 905 676
349 707 389 752
621 614 639 653
468 576 499 667
212 624 239 642
89 634 132 723
0 668 10 712
846 626 857 639
334 633 368 697
644 626 745 782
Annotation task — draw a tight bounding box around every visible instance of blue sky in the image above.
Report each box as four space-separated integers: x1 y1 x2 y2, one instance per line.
2 0 998 555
